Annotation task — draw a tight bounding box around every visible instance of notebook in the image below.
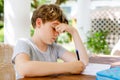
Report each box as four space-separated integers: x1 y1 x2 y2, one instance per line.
82 63 110 76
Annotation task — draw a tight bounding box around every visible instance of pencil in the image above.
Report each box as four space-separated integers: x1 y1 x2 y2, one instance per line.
76 50 80 60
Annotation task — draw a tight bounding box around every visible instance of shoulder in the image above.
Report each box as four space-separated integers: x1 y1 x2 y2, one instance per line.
16 38 27 43
16 38 31 45
15 38 31 48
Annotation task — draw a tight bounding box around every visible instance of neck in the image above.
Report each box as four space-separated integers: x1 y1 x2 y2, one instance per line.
32 35 48 52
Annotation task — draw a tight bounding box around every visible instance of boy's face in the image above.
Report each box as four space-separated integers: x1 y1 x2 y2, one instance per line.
39 20 60 45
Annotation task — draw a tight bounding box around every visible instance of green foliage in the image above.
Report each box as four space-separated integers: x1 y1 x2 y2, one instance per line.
0 20 3 29
0 0 4 42
57 32 72 44
0 27 4 42
0 0 3 13
55 0 67 5
31 0 48 9
86 30 110 55
0 21 3 42
30 27 34 36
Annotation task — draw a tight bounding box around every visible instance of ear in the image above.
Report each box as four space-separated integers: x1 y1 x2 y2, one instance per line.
36 18 42 28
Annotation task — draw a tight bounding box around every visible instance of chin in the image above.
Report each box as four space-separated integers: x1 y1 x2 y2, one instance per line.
47 42 54 45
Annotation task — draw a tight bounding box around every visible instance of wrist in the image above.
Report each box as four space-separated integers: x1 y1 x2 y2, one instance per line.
71 29 78 37
61 62 72 74
58 62 71 74
64 63 72 73
70 28 77 35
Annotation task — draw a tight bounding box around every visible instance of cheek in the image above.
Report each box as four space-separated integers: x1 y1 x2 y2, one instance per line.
46 29 52 35
41 26 53 36
45 28 53 35
41 27 49 33
42 29 52 38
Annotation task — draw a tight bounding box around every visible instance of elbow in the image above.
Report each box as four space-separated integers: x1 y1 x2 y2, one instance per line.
19 68 30 77
16 64 32 77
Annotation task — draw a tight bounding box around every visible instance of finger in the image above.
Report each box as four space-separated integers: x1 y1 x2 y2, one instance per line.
57 27 65 33
55 26 61 32
61 28 66 33
55 25 67 34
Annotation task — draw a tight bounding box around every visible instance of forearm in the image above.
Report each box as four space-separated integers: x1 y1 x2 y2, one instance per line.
72 29 89 65
17 61 70 77
111 62 120 67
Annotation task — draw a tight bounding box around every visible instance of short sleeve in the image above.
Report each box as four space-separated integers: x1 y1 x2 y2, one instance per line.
53 43 68 58
12 39 31 64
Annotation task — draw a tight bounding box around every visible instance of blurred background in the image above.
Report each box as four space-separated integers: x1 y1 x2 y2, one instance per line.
1 0 120 55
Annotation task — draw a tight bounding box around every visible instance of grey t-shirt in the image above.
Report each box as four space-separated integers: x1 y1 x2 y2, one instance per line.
12 38 67 79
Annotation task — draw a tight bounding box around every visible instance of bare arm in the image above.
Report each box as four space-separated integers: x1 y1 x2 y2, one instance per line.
111 61 120 68
55 24 89 65
72 29 89 65
15 53 84 77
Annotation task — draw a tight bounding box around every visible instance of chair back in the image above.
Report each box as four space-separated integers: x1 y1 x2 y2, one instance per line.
0 43 15 80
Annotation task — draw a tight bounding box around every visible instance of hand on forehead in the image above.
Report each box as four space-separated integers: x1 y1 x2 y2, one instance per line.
50 20 60 27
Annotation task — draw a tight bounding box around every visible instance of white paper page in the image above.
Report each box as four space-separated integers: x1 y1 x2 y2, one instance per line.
82 63 110 76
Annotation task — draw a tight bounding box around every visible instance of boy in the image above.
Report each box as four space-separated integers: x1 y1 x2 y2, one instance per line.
12 4 89 79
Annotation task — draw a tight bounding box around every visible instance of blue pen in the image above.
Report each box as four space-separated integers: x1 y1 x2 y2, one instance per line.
76 50 80 60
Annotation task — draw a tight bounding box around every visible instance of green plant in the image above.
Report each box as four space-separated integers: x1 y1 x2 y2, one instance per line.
0 27 4 42
31 0 48 9
0 0 3 13
86 30 110 55
0 0 3 22
0 20 3 29
30 27 34 36
57 32 72 44
55 0 67 5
